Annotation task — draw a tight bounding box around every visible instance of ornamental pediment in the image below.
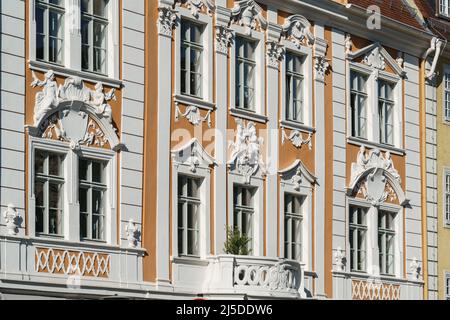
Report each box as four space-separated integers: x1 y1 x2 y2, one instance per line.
279 159 317 191
27 70 123 151
172 138 216 173
347 146 408 207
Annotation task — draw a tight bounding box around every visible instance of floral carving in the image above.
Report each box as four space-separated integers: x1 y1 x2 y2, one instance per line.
182 0 215 18
215 25 233 54
3 204 20 236
125 219 141 248
158 6 177 37
314 55 330 81
175 103 212 128
281 129 313 149
266 41 285 68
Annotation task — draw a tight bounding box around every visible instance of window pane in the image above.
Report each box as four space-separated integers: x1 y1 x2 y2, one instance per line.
92 161 103 183
80 213 88 238
35 150 46 174
79 160 89 181
36 207 44 233
49 183 62 209
36 7 45 60
92 189 103 214
49 153 63 176
79 187 88 213
49 209 62 234
35 182 44 206
93 0 108 17
81 0 90 13
92 214 103 239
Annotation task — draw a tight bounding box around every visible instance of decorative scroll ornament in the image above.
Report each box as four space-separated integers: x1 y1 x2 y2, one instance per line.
314 55 330 81
125 219 141 248
348 146 407 207
228 119 266 184
266 41 285 68
333 247 347 272
182 0 215 18
215 25 233 54
158 6 177 36
230 0 268 36
175 103 212 128
281 15 315 48
364 46 385 71
281 128 312 149
409 258 422 281
3 204 20 236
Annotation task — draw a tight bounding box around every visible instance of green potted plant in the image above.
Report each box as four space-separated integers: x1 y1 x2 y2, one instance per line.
223 226 252 255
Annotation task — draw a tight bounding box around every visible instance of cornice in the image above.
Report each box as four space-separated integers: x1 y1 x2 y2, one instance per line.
257 0 434 58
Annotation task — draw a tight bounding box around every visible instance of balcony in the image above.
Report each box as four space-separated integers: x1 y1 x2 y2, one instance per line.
173 254 306 299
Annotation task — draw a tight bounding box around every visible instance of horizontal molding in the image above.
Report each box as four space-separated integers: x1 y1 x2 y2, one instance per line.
29 60 123 89
229 107 268 124
347 136 406 156
173 94 215 111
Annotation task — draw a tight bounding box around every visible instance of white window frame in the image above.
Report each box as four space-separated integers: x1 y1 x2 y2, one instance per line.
443 65 450 123
443 168 450 227
229 24 266 122
174 6 214 109
29 0 120 80
440 0 450 17
227 173 264 256
348 203 369 273
233 184 256 254
171 159 211 260
280 39 313 130
28 137 117 244
346 197 404 278
347 61 403 149
279 182 312 270
445 271 450 300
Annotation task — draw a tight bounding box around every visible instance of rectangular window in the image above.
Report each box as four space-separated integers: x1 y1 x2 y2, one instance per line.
235 37 256 111
178 175 201 256
446 273 450 300
233 185 255 254
378 211 396 275
284 194 304 261
81 0 109 74
79 158 107 241
34 150 65 236
379 80 395 145
445 172 450 225
349 205 367 272
444 71 450 121
36 0 65 64
285 53 305 123
440 0 450 16
350 71 368 139
180 19 204 98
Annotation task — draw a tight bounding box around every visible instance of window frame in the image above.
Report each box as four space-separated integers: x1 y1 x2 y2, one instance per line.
177 174 203 257
174 6 214 109
35 0 65 65
280 39 313 130
29 0 120 80
378 210 396 276
229 24 266 122
81 0 109 75
443 168 450 227
349 204 369 273
347 61 403 149
28 137 117 244
346 197 403 278
445 271 450 300
443 65 450 123
439 0 450 17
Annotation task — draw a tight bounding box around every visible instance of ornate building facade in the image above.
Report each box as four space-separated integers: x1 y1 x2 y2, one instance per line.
0 0 447 300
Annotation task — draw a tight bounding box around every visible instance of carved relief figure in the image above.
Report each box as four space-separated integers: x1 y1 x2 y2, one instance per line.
31 70 60 125
90 83 116 126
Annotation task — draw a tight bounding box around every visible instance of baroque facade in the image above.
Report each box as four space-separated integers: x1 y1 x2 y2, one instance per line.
0 0 448 300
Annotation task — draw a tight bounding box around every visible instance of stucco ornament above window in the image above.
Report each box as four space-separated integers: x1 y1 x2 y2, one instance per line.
125 219 141 249
228 119 266 184
178 0 215 18
279 159 317 192
347 146 408 207
281 15 315 48
230 0 268 36
172 138 216 173
3 204 21 236
347 42 406 78
28 70 123 151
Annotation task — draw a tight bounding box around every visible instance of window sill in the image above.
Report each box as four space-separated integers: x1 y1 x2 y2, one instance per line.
173 94 215 111
347 136 406 156
29 60 123 89
332 270 423 284
230 107 268 124
171 255 210 266
280 120 315 133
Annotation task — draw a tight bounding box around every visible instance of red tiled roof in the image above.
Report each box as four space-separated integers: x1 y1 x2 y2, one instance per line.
348 0 426 30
